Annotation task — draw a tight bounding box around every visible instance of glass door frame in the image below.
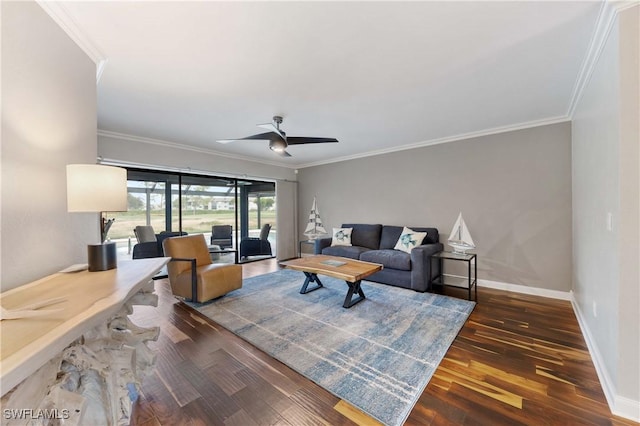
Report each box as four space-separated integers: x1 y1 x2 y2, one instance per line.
123 167 275 262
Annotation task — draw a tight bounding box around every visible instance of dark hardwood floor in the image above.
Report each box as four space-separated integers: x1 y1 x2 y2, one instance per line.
130 259 636 425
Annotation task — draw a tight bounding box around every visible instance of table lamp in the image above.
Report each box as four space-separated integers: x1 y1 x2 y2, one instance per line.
67 164 127 271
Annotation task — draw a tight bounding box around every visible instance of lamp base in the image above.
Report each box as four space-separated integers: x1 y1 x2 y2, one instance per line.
88 242 117 272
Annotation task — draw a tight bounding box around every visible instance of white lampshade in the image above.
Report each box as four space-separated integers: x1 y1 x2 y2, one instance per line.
67 164 127 212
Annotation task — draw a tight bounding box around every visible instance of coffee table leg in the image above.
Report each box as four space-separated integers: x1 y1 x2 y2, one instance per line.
300 272 323 294
343 279 366 308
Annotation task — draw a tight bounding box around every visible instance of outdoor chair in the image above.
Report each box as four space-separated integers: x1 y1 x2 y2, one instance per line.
132 226 187 259
240 223 273 259
134 225 157 243
210 225 233 248
163 234 242 303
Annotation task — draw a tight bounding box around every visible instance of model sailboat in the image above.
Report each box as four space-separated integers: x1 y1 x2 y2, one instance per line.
304 197 327 240
448 212 475 254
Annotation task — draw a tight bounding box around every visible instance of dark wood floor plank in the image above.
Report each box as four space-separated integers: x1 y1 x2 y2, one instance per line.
154 352 201 407
223 408 259 426
288 388 358 426
138 371 197 425
177 358 242 420
230 385 291 426
129 258 632 426
205 353 247 395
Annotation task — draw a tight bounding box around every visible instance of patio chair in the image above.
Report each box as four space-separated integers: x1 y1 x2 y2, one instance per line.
132 225 186 259
240 223 273 259
211 225 233 248
163 234 242 303
134 225 157 243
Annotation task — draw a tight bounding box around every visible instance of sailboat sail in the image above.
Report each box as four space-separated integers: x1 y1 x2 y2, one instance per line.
304 197 327 238
448 212 475 253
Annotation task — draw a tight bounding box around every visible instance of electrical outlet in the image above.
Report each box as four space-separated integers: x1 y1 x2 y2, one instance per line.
593 301 597 318
607 212 613 231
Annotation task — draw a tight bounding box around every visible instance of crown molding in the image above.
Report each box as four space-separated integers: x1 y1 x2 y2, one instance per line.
611 0 640 13
97 130 296 169
567 0 639 117
36 1 108 83
100 116 569 172
296 115 570 169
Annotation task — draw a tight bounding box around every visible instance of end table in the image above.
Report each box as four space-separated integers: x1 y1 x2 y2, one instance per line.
432 251 477 301
298 239 316 257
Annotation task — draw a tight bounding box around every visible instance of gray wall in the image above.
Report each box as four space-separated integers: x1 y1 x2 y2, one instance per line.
572 5 639 408
298 122 572 292
616 7 639 406
1 1 97 291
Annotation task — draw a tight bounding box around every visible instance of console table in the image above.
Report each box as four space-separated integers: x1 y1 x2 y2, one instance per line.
0 257 169 425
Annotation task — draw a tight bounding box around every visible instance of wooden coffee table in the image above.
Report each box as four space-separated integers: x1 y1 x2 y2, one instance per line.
280 255 383 308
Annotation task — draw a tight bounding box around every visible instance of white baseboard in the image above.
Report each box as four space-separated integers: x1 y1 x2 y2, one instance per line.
570 292 640 422
477 278 572 300
614 395 640 422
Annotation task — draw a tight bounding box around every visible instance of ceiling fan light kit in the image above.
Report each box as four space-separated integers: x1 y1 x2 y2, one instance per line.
217 115 338 157
269 138 287 153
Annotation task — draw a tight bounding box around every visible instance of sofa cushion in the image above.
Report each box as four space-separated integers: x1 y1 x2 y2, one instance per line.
380 225 439 249
342 224 382 250
394 227 428 254
360 249 411 271
331 227 353 246
322 245 371 260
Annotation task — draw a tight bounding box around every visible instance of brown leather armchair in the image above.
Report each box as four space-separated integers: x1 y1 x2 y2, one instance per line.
163 234 242 303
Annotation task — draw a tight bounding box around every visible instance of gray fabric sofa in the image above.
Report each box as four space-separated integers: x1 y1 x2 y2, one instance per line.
314 223 443 292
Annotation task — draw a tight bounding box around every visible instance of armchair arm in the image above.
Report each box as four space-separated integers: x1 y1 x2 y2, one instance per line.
314 237 332 254
410 243 444 292
169 257 197 302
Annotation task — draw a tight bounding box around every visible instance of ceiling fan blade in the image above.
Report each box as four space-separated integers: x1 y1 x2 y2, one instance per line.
286 136 339 145
257 123 286 140
257 122 275 131
217 132 277 143
276 150 292 157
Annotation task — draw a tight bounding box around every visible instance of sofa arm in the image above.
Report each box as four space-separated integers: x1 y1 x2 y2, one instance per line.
410 243 444 292
314 237 332 254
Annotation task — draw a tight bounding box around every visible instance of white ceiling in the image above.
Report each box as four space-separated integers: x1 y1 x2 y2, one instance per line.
55 1 602 168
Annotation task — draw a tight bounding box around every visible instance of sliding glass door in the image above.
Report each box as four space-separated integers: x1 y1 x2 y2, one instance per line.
180 175 238 247
106 168 275 262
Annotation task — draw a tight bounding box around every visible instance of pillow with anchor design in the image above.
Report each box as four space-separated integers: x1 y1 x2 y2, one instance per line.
331 227 353 246
394 227 427 254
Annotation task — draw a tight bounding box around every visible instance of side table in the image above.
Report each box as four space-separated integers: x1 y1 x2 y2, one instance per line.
298 239 316 257
432 251 477 301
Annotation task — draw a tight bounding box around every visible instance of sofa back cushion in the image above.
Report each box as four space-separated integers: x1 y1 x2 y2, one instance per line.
380 225 439 249
341 224 382 250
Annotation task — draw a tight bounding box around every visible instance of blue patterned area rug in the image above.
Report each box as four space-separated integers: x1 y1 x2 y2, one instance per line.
191 269 475 426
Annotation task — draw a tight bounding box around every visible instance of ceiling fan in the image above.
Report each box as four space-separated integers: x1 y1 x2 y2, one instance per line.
217 116 338 157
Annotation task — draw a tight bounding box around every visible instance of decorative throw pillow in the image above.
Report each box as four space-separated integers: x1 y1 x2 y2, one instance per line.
331 227 353 246
394 227 427 254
